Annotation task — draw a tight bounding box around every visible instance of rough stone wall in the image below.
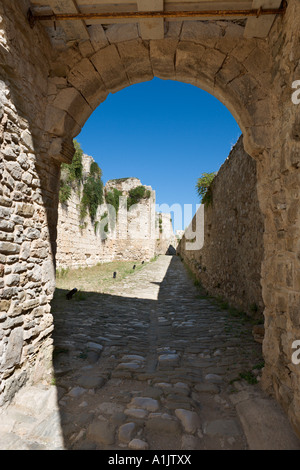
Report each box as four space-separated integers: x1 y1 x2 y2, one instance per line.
104 177 156 262
0 0 58 404
155 212 178 255
56 161 164 268
257 1 300 432
56 171 115 269
1 0 300 438
177 136 264 318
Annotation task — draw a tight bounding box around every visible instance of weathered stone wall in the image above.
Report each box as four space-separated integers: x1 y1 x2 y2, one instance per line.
57 171 156 268
1 0 300 439
56 157 176 269
177 136 264 318
0 0 58 404
155 212 179 255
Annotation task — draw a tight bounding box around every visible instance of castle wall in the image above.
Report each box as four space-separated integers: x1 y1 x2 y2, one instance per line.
177 137 265 318
56 167 175 269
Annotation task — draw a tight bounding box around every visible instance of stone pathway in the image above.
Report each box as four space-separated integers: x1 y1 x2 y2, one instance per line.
0 255 299 450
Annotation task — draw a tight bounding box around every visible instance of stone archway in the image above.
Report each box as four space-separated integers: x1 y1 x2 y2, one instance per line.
0 0 300 436
47 22 274 159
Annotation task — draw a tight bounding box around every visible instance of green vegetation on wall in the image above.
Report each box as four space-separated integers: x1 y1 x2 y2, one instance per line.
104 188 123 232
59 140 104 224
158 214 163 234
195 172 216 205
59 146 152 233
105 188 123 215
109 177 132 184
61 140 83 182
58 183 72 204
100 212 109 233
59 139 84 204
80 161 104 222
127 185 151 210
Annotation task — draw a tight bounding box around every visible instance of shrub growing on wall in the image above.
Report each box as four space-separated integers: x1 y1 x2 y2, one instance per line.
61 139 83 182
100 212 109 233
58 181 72 204
59 139 83 203
195 172 216 205
105 188 123 215
80 161 104 222
104 188 123 232
127 185 151 210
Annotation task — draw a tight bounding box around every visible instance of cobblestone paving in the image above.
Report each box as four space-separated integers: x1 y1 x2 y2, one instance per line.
1 255 299 450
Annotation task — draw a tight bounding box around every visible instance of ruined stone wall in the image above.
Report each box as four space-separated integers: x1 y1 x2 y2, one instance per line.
56 178 115 269
0 0 58 404
258 1 300 432
56 164 159 268
155 212 178 255
177 136 265 318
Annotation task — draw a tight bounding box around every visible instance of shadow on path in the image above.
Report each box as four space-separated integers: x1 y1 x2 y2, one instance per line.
49 255 287 450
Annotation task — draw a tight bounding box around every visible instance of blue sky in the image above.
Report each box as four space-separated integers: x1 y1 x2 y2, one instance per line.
77 77 241 231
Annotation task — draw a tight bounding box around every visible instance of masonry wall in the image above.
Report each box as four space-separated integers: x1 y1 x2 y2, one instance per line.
155 212 179 255
56 158 177 269
57 172 157 268
177 136 265 318
258 2 300 431
0 0 58 404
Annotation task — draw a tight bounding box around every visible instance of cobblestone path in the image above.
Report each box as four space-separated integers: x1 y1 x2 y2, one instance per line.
0 255 299 450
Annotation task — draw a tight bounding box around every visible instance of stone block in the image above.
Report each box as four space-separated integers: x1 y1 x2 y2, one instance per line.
128 438 149 450
44 105 80 137
16 204 34 218
6 162 22 181
24 228 40 240
78 40 95 58
175 41 206 79
91 45 130 93
150 39 178 79
0 242 20 255
215 56 245 86
105 24 139 43
67 58 108 109
53 88 93 128
175 409 201 434
0 220 14 232
236 397 300 449
117 40 153 85
146 413 180 434
87 418 116 445
118 422 136 443
0 196 12 209
20 241 30 261
88 25 108 50
203 419 241 438
20 130 34 152
124 408 148 419
128 397 159 412
5 274 20 286
0 327 23 371
181 21 222 45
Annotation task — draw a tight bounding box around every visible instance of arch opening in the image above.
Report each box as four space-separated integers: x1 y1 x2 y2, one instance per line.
50 77 267 449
